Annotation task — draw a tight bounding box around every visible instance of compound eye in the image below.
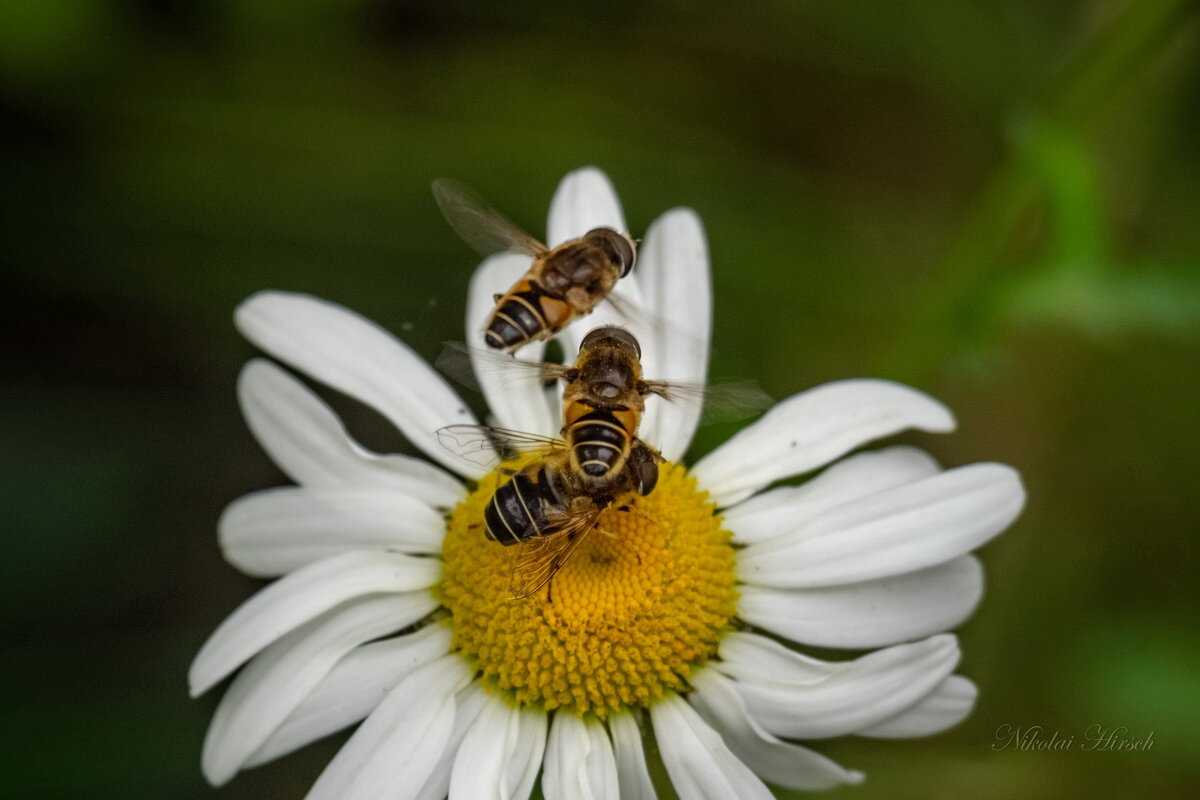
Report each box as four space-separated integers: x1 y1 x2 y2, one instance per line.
580 325 642 359
587 228 636 277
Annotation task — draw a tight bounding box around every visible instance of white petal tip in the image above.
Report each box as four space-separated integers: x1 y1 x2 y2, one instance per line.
187 657 213 698
188 669 213 699
563 165 611 183
236 356 284 387
655 205 702 225
1001 465 1028 509
234 291 326 344
549 167 626 245
201 757 235 788
914 392 956 433
234 289 293 323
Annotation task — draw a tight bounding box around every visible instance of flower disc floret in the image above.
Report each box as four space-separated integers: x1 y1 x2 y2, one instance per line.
440 463 737 716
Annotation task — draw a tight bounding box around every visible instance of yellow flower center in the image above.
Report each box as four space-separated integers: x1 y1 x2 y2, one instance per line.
439 463 737 717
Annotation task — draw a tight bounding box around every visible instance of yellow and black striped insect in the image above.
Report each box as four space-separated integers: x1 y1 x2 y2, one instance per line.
432 179 637 352
436 426 662 599
437 325 769 598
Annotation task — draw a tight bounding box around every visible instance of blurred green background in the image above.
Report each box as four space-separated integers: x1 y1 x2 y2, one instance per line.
3 1 1198 798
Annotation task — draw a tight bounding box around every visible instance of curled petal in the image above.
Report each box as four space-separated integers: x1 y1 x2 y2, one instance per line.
715 631 839 685
235 291 487 478
692 380 956 507
543 713 619 800
449 694 547 800
411 683 490 800
729 634 961 739
238 359 464 506
608 711 657 800
722 446 940 544
201 593 433 785
650 693 773 800
248 623 452 768
305 655 472 800
189 551 440 697
689 669 864 790
737 463 1024 587
219 487 445 577
737 555 984 649
857 675 978 738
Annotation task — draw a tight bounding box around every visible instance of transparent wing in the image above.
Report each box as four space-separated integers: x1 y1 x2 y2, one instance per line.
435 341 576 393
594 293 711 365
436 424 565 468
432 178 548 258
508 507 602 598
639 379 773 424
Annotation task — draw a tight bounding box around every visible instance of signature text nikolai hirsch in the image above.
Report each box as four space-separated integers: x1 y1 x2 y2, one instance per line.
992 724 1155 752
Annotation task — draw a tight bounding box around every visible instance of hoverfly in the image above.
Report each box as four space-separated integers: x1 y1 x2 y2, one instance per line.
436 325 770 598
432 179 637 352
438 324 771 479
436 425 662 599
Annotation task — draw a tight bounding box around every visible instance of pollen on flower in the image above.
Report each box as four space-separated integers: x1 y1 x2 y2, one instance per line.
438 463 737 717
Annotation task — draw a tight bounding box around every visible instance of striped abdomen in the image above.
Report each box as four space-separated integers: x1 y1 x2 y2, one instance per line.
484 465 559 546
565 406 635 480
485 278 573 351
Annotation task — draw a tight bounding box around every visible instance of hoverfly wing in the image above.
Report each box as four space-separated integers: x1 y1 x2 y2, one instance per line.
508 508 601 598
436 424 566 468
432 178 548 259
589 292 708 366
640 379 773 425
435 341 575 393
433 343 483 392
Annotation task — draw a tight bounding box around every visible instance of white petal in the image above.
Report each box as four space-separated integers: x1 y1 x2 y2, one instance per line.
737 555 984 649
738 463 1024 587
202 593 434 785
722 446 941 544
239 359 464 507
450 694 548 800
716 631 839 685
858 675 978 738
557 280 647 365
248 623 452 768
546 166 626 247
635 209 711 461
305 655 471 800
650 693 773 800
448 697 511 800
412 683 490 800
692 380 956 507
608 711 657 800
548 168 645 361
689 669 864 791
219 487 445 577
504 706 550 800
235 292 486 478
729 634 961 739
189 551 440 696
465 253 559 436
543 714 619 800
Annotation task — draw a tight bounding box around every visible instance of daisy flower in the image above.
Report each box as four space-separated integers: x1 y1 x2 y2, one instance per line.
191 167 1026 799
